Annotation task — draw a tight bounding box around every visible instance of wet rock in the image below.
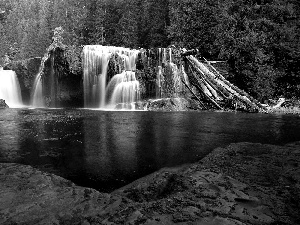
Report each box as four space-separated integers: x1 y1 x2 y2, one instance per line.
0 99 9 108
142 97 203 111
1 141 299 224
0 163 114 225
114 142 300 225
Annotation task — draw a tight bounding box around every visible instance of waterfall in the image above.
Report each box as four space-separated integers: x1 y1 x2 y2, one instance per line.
31 73 45 107
31 50 61 108
0 69 23 108
156 66 162 98
156 48 162 99
83 45 140 109
169 48 172 64
106 71 140 109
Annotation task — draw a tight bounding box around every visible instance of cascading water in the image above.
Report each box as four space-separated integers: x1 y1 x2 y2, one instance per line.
31 73 45 108
106 71 140 109
31 55 46 108
155 47 184 98
83 45 140 109
0 68 23 108
31 51 60 108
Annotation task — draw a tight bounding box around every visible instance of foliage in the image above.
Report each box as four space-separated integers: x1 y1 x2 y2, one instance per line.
168 0 218 56
0 0 299 100
212 0 300 100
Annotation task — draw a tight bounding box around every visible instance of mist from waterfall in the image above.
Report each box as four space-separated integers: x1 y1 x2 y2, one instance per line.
0 69 23 108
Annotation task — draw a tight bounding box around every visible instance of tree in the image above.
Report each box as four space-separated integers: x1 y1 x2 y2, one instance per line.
168 0 218 56
212 0 300 100
139 0 170 48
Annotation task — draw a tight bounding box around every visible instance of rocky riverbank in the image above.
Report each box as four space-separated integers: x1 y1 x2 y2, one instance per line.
264 99 300 114
266 107 300 114
1 141 299 225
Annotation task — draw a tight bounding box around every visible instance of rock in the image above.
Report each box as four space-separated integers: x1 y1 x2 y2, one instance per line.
142 97 203 111
0 163 113 225
0 99 9 108
1 142 299 224
114 142 300 225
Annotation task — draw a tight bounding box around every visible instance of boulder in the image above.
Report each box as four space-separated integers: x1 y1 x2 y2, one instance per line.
1 142 299 224
140 97 204 111
0 99 9 108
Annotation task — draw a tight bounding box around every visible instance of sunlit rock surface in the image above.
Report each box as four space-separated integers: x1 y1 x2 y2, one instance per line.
1 142 300 224
133 97 204 111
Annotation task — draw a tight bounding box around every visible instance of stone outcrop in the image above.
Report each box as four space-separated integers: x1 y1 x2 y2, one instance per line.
0 99 9 108
1 142 300 224
35 27 83 108
139 97 203 111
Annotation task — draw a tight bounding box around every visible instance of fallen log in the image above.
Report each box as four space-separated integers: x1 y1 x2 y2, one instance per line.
180 76 207 109
187 56 262 112
179 49 267 112
187 58 230 99
204 60 267 111
187 64 223 110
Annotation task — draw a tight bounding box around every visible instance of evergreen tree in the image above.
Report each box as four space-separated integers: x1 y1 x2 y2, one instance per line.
213 0 300 100
168 0 218 56
0 0 299 99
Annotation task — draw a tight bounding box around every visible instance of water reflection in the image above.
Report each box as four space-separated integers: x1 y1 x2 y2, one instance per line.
0 110 21 161
15 109 86 177
0 109 300 192
83 112 139 190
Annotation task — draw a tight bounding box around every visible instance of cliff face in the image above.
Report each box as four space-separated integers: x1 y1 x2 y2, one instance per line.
2 43 264 110
40 47 83 108
4 51 83 108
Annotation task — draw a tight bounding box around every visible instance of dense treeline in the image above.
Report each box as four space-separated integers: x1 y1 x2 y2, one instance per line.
0 0 299 101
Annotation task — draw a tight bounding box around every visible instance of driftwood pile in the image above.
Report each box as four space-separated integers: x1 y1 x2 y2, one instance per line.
181 49 266 112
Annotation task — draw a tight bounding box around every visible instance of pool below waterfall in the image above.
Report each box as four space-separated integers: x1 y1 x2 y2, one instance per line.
1 108 300 192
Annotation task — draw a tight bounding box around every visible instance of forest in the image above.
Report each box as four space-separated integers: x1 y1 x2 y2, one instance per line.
0 0 299 102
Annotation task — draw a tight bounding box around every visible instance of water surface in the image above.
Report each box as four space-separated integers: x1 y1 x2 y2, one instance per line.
0 108 300 192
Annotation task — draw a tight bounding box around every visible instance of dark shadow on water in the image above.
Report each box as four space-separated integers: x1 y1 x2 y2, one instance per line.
0 109 300 192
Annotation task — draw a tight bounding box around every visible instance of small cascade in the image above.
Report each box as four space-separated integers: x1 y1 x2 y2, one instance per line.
156 66 163 98
154 48 184 98
0 69 23 108
169 48 172 64
156 48 162 98
31 46 67 108
31 73 45 107
83 45 139 109
31 55 46 108
106 71 140 109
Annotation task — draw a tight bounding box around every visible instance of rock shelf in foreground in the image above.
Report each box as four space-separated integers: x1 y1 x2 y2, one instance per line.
1 142 300 225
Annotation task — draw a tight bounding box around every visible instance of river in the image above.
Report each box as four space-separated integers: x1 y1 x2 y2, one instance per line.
0 108 300 192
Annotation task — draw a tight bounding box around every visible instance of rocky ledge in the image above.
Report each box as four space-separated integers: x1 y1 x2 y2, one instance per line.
114 98 204 111
1 142 300 225
0 99 9 108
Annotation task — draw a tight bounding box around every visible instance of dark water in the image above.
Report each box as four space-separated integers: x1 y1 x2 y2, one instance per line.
1 108 300 192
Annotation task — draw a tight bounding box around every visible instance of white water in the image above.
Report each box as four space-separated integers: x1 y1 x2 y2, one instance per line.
31 73 45 108
0 69 23 108
106 71 140 109
83 45 140 109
